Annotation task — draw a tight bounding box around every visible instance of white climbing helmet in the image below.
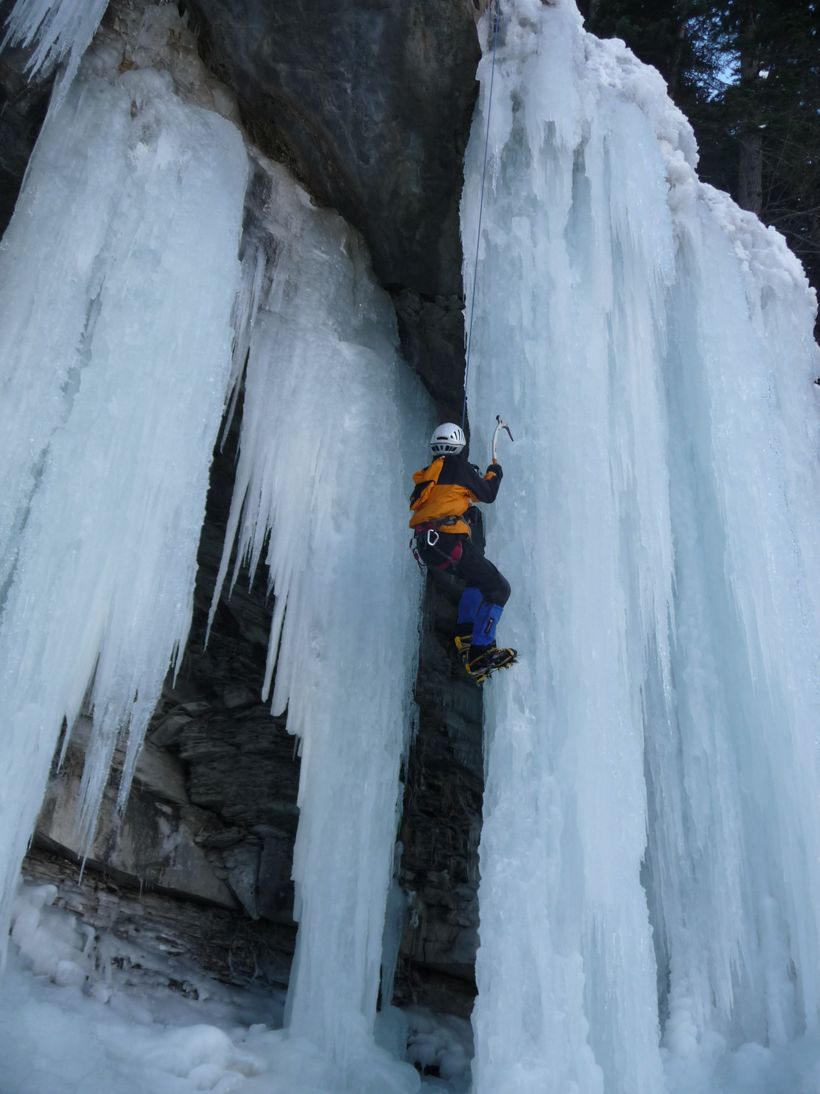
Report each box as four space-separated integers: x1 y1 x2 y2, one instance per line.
430 422 466 456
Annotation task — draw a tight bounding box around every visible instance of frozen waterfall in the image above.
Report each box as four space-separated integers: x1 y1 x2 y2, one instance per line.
462 2 820 1092
3 0 820 1090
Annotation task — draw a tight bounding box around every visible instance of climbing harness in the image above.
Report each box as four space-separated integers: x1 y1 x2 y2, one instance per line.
409 421 513 573
410 521 465 572
462 0 503 433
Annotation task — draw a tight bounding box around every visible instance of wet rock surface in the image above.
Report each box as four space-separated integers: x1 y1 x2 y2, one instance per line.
186 0 481 416
396 570 485 1018
24 843 295 990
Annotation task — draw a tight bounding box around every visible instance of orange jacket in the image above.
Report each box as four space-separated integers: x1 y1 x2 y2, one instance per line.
409 453 501 535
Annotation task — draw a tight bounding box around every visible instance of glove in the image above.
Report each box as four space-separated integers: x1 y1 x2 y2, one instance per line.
487 462 503 480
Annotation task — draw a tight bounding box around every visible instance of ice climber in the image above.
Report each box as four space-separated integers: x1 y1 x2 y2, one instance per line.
409 422 516 681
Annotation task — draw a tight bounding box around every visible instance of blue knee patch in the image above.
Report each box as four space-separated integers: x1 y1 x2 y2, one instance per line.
474 601 504 646
457 587 483 626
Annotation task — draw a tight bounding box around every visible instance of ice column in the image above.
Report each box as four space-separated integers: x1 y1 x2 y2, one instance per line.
0 62 248 943
462 1 820 1091
646 183 820 1057
211 159 428 1091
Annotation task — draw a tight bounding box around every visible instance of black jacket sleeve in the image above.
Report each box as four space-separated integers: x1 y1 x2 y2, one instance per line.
442 453 502 503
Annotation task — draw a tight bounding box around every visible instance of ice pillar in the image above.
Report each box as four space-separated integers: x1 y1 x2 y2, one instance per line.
462 1 820 1091
0 60 248 943
211 160 428 1091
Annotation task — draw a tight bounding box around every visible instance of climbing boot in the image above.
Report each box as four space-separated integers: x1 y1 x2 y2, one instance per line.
466 643 517 683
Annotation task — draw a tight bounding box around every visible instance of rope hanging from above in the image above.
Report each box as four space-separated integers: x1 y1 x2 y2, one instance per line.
461 0 503 433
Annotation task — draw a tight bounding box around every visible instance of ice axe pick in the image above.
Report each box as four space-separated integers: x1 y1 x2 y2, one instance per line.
492 415 514 463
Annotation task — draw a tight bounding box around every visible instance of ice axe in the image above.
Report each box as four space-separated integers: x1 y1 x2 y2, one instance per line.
492 415 514 463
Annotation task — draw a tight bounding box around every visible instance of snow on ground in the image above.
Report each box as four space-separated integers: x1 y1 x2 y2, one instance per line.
664 1035 820 1094
4 878 815 1094
0 884 471 1094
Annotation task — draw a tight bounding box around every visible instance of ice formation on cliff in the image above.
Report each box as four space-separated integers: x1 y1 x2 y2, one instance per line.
0 55 248 950
4 0 820 1090
462 2 820 1092
3 0 108 102
0 16 427 1092
209 156 427 1090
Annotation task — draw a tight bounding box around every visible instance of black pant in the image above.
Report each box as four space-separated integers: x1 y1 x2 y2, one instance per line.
417 533 510 606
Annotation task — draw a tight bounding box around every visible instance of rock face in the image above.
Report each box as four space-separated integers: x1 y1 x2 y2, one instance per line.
24 845 295 989
38 724 237 912
10 0 488 1023
397 570 485 1018
186 0 482 416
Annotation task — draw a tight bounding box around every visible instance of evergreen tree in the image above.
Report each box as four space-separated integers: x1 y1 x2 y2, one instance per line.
578 0 713 98
581 0 820 330
718 1 819 286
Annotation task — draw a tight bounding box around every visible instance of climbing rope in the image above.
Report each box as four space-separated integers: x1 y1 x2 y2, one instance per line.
461 0 503 432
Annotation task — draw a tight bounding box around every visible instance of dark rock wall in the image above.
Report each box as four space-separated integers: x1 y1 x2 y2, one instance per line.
24 844 295 990
186 0 481 416
159 409 301 933
0 22 50 235
396 569 485 1019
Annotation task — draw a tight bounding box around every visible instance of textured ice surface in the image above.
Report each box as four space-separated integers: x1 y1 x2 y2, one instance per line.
0 11 429 1086
3 881 815 1094
210 156 429 1090
0 885 472 1094
0 64 248 946
462 2 820 1092
3 0 108 103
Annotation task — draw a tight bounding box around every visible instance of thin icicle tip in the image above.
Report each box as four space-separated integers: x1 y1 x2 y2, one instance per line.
3 0 109 100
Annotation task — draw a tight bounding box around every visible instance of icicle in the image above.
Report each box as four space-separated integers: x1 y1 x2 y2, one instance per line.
0 60 248 947
3 0 109 106
210 158 428 1091
379 843 407 1012
463 1 820 1091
